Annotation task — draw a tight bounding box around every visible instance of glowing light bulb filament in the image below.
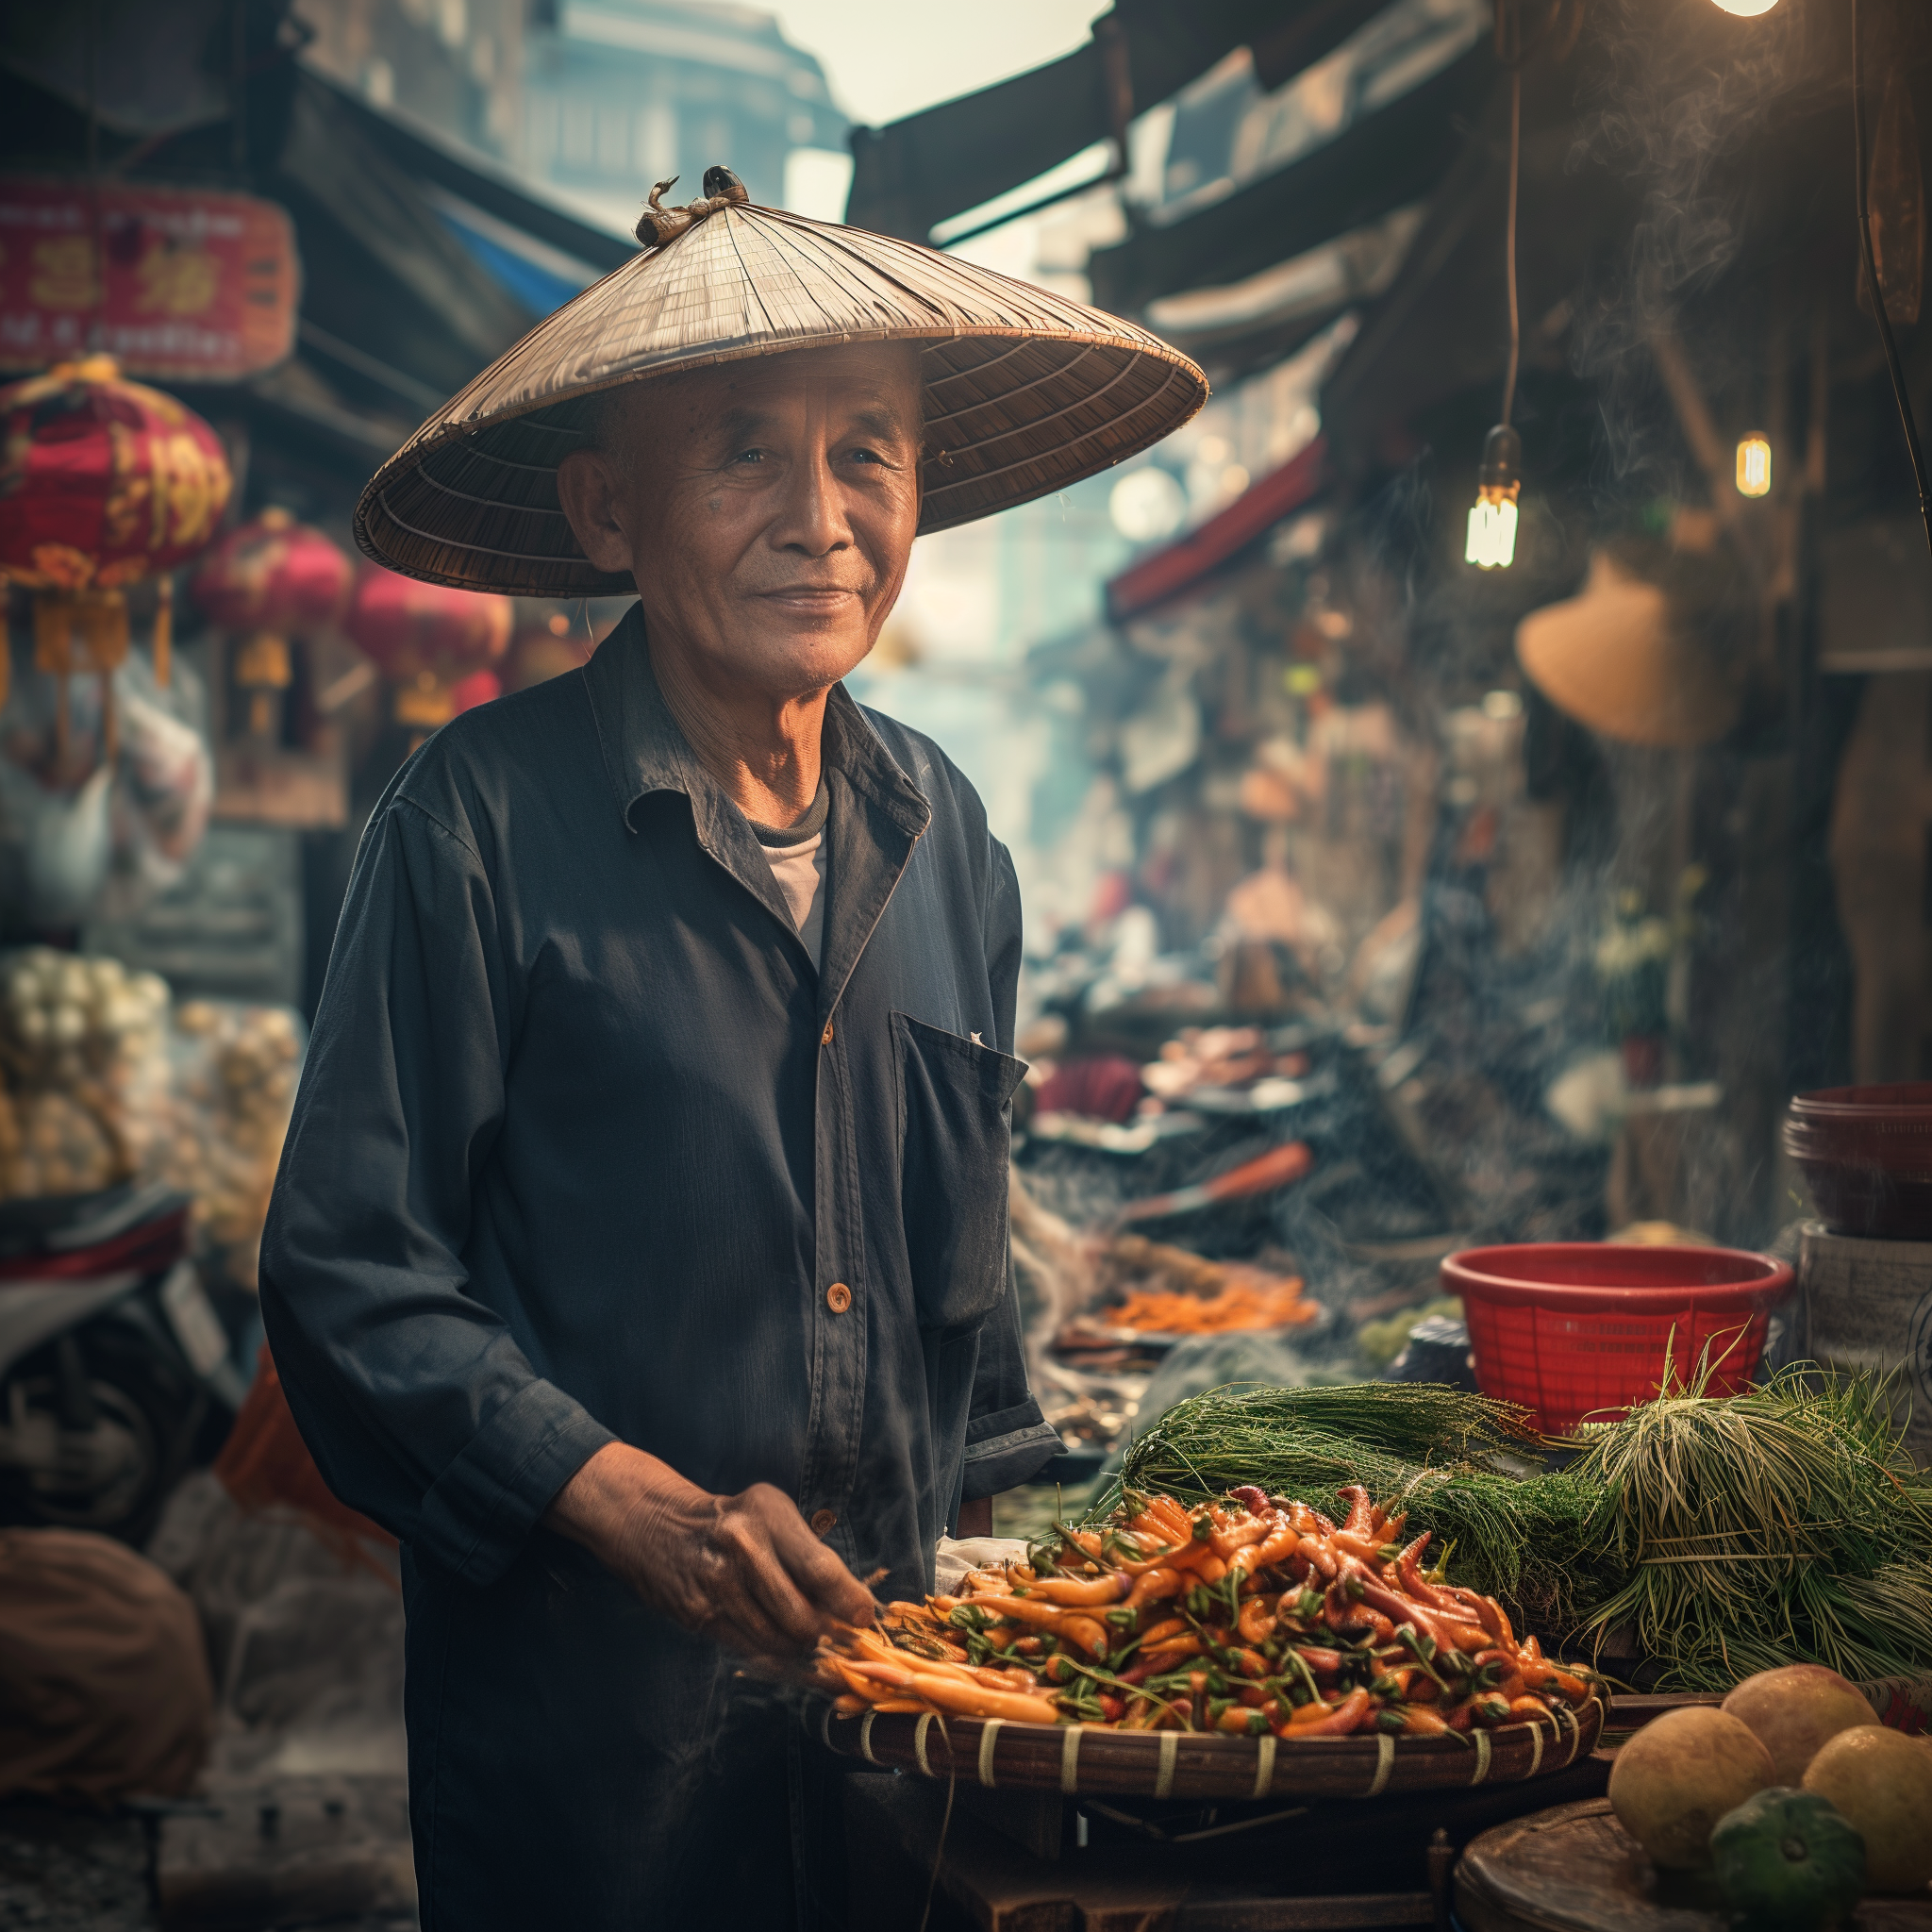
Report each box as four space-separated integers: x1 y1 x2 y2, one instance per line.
1736 434 1772 498
1466 484 1520 569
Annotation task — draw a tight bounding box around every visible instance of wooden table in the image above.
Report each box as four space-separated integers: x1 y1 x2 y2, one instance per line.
842 1746 1611 1932
1457 1798 1932 1932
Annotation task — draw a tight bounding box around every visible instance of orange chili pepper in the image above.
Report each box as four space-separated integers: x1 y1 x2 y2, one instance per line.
1285 1687 1373 1735
1335 1486 1376 1538
1237 1597 1277 1646
1231 1525 1301 1576
1058 1615 1110 1657
907 1673 1062 1725
1141 1633 1208 1664
1398 1705 1450 1735
1209 1516 1268 1560
1125 1566 1187 1608
1023 1572 1131 1607
968 1594 1072 1633
1435 1583 1513 1648
1173 1548 1228 1585
1134 1617 1189 1649
1215 1705 1266 1734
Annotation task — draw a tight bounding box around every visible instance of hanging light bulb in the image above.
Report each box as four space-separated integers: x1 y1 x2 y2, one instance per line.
1466 424 1523 570
1735 432 1773 497
1709 0 1781 15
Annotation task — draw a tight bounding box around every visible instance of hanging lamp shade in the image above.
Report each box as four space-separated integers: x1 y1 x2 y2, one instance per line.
1516 549 1740 750
345 566 512 736
355 174 1209 598
0 356 230 764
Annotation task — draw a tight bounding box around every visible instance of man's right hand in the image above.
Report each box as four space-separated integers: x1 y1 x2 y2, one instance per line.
542 1442 875 1657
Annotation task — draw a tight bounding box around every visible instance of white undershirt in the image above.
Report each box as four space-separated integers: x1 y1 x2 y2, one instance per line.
749 785 829 972
757 830 826 971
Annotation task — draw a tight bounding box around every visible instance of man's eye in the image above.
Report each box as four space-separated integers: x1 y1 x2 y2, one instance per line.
847 447 886 465
729 447 766 465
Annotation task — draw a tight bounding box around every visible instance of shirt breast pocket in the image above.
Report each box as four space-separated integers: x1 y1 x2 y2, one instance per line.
892 1013 1025 1335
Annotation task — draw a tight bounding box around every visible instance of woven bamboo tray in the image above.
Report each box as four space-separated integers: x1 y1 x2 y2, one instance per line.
822 1693 1604 1802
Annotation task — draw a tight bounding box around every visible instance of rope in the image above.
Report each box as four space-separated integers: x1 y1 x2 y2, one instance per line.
1470 1730 1492 1786
913 1712 935 1779
1524 1720 1544 1780
1154 1730 1178 1801
1365 1733 1395 1799
1059 1724 1084 1796
977 1719 1004 1789
1251 1733 1276 1802
859 1711 878 1765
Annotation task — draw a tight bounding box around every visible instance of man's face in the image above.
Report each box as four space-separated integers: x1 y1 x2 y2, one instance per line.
557 341 923 700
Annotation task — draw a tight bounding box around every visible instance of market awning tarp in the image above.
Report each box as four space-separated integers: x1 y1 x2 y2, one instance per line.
843 0 1387 245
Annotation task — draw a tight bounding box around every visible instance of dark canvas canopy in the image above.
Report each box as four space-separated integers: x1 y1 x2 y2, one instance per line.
844 0 1390 246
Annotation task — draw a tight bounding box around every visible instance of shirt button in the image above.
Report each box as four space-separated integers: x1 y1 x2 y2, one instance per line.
825 1281 852 1313
821 1020 835 1044
810 1509 838 1537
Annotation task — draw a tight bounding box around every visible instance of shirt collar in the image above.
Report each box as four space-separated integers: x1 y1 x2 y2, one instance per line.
582 601 932 847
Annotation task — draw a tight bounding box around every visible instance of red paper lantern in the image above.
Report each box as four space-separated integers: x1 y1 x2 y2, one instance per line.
190 508 351 634
0 355 231 768
190 508 352 741
344 566 511 742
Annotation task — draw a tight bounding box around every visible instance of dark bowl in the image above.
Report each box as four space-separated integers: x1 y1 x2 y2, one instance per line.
1785 1083 1932 1240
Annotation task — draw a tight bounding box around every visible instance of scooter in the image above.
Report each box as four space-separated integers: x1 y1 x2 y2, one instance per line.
0 1183 246 1545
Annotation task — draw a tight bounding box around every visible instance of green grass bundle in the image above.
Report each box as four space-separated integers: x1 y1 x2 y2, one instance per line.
1570 1363 1932 1690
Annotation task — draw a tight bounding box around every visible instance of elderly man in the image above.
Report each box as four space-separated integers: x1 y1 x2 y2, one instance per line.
260 173 1202 1929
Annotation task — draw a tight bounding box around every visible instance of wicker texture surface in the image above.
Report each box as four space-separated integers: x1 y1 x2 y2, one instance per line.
356 201 1208 595
823 1694 1605 1802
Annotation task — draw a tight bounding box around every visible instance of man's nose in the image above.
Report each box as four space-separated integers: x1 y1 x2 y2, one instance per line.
772 441 850 557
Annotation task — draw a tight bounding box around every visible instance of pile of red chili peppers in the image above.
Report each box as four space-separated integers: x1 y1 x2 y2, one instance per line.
817 1485 1595 1737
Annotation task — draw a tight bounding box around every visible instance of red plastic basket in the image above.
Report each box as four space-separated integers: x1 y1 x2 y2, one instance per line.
1441 1243 1794 1433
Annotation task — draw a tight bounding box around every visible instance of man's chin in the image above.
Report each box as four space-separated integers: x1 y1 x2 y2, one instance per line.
726 624 875 697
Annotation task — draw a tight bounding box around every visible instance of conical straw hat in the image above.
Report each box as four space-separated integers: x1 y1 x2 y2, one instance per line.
356 187 1208 597
1516 549 1740 750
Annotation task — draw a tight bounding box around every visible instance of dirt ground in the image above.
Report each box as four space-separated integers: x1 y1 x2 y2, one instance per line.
0 1802 416 1932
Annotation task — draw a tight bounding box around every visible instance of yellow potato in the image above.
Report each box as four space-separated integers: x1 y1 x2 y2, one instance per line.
1804 1724 1932 1892
1607 1707 1774 1869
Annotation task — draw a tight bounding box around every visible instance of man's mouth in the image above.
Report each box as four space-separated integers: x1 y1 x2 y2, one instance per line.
758 587 862 612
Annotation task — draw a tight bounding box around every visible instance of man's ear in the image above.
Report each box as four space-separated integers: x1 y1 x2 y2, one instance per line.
556 447 635 576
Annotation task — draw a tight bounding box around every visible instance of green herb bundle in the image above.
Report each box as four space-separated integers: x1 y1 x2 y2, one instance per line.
1571 1364 1932 1690
1103 1383 1619 1633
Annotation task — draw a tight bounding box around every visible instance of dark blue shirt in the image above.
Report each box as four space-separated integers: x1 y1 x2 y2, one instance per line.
259 603 1056 1600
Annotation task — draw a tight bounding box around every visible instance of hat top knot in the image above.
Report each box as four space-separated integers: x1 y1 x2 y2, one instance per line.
635 166 749 247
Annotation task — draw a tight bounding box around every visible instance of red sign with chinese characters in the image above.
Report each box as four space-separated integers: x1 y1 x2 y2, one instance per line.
0 178 299 381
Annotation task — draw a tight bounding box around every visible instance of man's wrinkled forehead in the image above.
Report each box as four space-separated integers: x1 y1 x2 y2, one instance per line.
596 341 923 453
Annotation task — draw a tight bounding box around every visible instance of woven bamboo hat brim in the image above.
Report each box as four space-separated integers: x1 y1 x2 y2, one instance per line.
355 197 1208 597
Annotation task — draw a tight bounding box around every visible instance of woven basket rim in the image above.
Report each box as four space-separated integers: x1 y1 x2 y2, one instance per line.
820 1693 1606 1800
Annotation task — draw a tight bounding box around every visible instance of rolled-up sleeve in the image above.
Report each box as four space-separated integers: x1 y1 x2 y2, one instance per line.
960 836 1058 1501
259 791 613 1585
